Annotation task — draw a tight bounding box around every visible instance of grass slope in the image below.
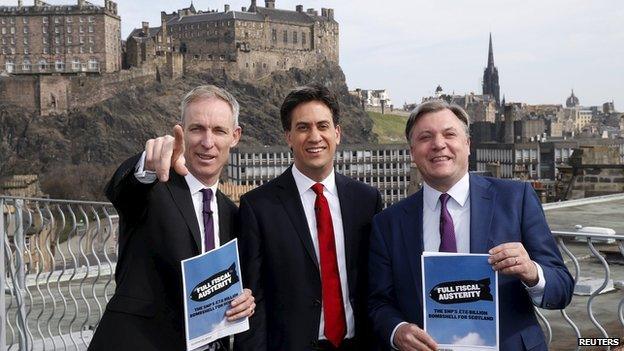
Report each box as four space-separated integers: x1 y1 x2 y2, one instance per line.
369 111 408 144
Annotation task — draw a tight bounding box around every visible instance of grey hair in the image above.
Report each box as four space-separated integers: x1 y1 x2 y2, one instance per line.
179 85 240 126
405 100 471 142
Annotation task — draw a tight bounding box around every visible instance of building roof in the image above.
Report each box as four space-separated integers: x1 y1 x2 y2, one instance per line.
166 6 335 26
544 194 624 233
127 27 162 41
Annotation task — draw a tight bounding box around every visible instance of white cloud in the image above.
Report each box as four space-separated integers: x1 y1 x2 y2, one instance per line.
452 332 487 346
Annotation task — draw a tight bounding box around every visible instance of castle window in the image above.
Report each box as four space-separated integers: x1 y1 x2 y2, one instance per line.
55 27 60 34
67 47 71 54
302 31 306 45
293 31 297 44
1 28 5 35
54 17 60 24
23 37 28 44
67 37 72 44
67 26 71 33
271 29 276 43
55 37 60 44
66 17 72 23
5 60 14 73
72 58 80 71
282 30 287 44
79 17 84 22
88 36 93 43
10 27 15 34
23 17 28 24
38 60 47 71
43 37 47 44
23 27 28 34
88 16 94 23
79 36 84 43
22 59 31 71
79 25 83 33
55 59 64 71
55 47 60 54
88 58 98 70
88 25 93 33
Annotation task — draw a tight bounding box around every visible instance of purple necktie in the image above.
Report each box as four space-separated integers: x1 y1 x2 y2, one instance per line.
439 193 457 252
200 188 215 252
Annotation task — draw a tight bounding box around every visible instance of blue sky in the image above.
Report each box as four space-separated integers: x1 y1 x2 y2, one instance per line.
5 0 623 110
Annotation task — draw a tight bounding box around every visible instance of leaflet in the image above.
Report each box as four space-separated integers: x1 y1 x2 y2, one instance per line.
422 252 499 351
181 239 249 351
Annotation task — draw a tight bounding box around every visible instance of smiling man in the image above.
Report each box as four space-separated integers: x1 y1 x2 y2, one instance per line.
235 84 382 351
89 85 255 351
368 100 574 351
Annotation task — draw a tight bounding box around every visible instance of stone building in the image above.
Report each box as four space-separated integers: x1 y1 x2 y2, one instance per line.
144 0 338 80
482 33 500 106
125 20 171 68
349 88 393 109
227 143 412 208
0 0 121 74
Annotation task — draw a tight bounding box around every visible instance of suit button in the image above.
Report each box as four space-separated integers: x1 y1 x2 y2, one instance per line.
313 299 321 307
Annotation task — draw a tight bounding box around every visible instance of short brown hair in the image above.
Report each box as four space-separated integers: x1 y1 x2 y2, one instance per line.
405 100 470 142
280 83 340 131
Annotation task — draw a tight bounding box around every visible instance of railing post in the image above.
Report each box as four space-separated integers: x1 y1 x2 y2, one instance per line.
1 198 6 351
14 199 28 350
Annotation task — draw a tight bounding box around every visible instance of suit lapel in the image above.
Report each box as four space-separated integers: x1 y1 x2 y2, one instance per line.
166 172 201 253
469 174 495 253
276 168 320 273
400 191 425 300
216 190 232 244
335 173 357 296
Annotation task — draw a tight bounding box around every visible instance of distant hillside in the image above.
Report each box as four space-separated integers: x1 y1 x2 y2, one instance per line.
369 111 408 144
0 62 376 200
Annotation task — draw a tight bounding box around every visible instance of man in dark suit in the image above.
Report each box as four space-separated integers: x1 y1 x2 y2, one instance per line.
235 84 382 351
89 85 255 351
368 100 574 351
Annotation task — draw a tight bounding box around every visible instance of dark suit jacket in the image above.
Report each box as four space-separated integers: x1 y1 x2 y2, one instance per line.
234 167 382 351
368 174 574 351
88 154 238 351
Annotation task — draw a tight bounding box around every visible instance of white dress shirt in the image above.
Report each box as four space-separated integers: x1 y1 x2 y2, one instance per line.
134 151 220 252
291 164 355 340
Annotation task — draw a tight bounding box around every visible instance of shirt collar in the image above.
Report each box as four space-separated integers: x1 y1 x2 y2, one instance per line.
291 164 337 197
185 172 219 197
423 172 470 210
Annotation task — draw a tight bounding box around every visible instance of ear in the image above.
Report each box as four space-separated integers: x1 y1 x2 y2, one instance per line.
285 130 292 148
335 124 341 145
467 137 471 155
230 126 242 147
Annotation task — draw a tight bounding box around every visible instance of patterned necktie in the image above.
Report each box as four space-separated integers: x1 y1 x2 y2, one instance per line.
439 193 457 252
311 183 346 348
200 188 215 252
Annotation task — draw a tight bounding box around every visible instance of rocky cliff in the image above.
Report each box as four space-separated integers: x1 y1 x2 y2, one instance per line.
0 62 376 199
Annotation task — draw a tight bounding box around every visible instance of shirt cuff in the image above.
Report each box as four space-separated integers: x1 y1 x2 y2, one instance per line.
134 151 157 184
390 321 408 350
523 261 546 306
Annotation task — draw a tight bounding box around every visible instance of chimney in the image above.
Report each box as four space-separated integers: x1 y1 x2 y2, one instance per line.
142 21 149 36
306 8 317 16
249 0 256 11
34 0 43 7
78 0 85 8
17 0 23 7
296 5 303 12
265 0 275 9
224 4 230 12
327 8 334 19
241 6 247 11
321 8 327 17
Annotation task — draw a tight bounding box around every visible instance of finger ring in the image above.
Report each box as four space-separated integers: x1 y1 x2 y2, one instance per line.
515 258 519 265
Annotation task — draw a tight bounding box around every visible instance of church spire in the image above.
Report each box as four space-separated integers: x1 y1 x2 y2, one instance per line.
488 32 494 67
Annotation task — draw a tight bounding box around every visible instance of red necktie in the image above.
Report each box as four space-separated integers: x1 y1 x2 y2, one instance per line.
311 183 346 348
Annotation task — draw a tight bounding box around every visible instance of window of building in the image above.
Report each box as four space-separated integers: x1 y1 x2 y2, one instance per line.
67 47 71 54
55 47 60 54
79 25 83 33
271 28 276 42
42 26 47 33
54 17 60 24
10 27 15 34
67 37 72 44
10 47 15 55
55 27 59 34
22 59 31 71
1 19 4 25
89 46 93 53
79 36 84 44
55 59 64 71
22 17 28 24
88 58 98 70
55 37 60 44
38 59 46 71
67 26 71 33
43 37 48 44
1 28 5 35
88 16 94 23
23 27 28 34
79 17 84 22
5 60 14 73
23 37 28 45
66 17 72 23
302 31 306 45
43 47 49 54
293 31 297 44
72 58 80 71
88 25 93 33
79 46 84 53
88 36 93 43
43 17 48 24
283 30 287 44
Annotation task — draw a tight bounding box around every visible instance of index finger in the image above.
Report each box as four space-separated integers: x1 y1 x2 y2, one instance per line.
488 242 521 255
172 124 189 175
412 326 438 351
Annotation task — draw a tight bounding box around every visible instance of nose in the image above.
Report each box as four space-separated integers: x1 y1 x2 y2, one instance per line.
308 126 322 142
200 131 215 149
432 134 446 150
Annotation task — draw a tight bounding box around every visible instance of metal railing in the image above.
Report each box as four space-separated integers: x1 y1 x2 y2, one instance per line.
2 194 624 350
2 196 118 351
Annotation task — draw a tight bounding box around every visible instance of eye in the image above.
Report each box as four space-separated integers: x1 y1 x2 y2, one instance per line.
297 124 308 131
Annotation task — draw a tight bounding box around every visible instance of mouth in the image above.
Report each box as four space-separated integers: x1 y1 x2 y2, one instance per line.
305 146 326 154
196 153 217 161
430 156 452 163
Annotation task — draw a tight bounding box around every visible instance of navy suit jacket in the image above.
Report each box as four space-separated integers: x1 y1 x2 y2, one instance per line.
368 174 574 351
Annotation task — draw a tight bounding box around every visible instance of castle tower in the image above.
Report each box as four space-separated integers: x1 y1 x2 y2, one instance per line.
265 0 275 9
249 0 257 12
482 33 501 107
